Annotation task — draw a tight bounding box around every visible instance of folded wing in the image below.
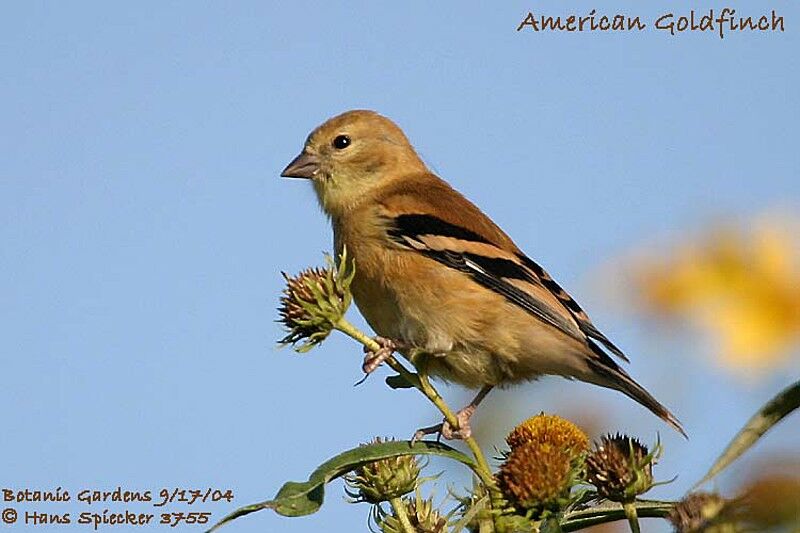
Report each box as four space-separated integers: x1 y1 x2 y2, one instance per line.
385 212 628 362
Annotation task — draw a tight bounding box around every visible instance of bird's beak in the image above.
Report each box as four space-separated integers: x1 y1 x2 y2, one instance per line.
280 151 320 179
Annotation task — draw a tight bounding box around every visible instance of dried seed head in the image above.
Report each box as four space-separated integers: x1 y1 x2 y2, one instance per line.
497 441 578 513
344 438 421 504
668 492 738 533
278 267 332 343
585 433 656 502
506 413 589 457
277 250 353 352
374 496 447 533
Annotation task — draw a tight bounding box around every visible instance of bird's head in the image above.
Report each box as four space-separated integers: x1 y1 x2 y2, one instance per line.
281 110 426 216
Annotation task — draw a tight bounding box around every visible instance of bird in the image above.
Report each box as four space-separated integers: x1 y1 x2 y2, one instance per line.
280 109 685 440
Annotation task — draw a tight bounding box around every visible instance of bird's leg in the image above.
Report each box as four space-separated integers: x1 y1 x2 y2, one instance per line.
362 336 404 374
412 385 494 442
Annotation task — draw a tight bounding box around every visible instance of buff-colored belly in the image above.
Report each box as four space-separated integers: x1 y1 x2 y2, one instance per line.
348 252 587 389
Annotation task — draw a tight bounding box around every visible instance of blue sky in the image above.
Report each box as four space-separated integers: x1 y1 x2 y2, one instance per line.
1 2 798 532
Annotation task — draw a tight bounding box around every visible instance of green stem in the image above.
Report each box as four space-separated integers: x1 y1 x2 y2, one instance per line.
415 374 505 512
478 517 494 533
622 501 641 533
334 318 503 532
334 318 423 396
389 497 416 533
560 500 674 531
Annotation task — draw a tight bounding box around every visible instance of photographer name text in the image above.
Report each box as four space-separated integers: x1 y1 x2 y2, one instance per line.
2 487 235 529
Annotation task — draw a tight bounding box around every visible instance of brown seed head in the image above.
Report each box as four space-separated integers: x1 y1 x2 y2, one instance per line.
278 267 332 339
585 433 655 502
277 251 353 352
668 492 736 533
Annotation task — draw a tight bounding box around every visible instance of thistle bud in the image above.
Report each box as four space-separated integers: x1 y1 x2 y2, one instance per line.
497 441 579 513
585 433 658 502
506 413 589 456
344 439 421 504
374 495 447 533
497 414 587 515
278 250 354 352
668 492 740 533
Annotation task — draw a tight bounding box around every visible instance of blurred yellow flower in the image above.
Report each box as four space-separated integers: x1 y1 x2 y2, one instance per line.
621 213 800 374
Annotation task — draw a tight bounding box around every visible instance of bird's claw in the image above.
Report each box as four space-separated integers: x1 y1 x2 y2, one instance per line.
411 405 477 443
362 336 397 374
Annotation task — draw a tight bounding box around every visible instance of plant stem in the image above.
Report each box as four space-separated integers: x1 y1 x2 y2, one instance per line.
478 517 494 533
334 317 504 532
622 501 641 533
560 500 674 531
389 497 416 533
415 373 505 511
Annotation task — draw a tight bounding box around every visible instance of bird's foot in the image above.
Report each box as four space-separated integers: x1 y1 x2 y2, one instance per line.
412 405 477 443
361 336 401 374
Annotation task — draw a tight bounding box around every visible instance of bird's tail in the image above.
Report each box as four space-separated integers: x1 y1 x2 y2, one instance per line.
586 341 687 438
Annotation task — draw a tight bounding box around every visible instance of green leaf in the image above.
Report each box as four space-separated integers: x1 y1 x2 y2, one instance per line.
694 378 800 488
385 373 419 389
206 440 477 532
559 500 674 531
449 494 489 532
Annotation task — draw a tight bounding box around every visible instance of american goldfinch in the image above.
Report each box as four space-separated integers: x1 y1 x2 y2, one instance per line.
281 110 685 439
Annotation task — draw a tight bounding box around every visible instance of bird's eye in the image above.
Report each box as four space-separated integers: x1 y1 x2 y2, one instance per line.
332 135 351 150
